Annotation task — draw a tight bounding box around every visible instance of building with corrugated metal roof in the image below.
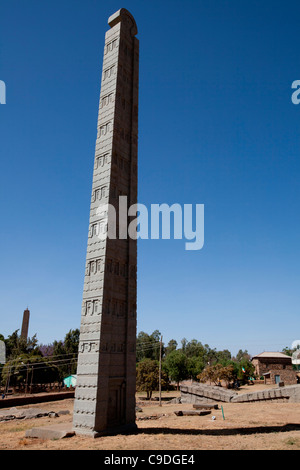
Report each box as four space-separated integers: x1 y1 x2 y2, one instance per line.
252 352 298 385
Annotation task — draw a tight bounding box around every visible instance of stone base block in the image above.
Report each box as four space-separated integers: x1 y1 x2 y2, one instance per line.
25 422 75 440
74 422 138 438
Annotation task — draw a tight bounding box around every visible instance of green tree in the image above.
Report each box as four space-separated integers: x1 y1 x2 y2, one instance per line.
136 359 169 399
64 329 80 355
186 356 204 380
184 339 205 358
282 346 295 357
1 354 58 390
136 330 162 362
1 329 80 390
219 365 236 388
51 329 79 381
4 330 41 360
237 359 255 384
198 364 223 385
215 349 232 364
164 350 188 389
164 339 178 357
234 349 251 362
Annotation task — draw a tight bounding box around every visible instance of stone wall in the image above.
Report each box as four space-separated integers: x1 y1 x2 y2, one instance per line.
180 383 300 404
252 358 297 385
266 370 297 385
231 385 300 403
0 391 74 409
180 383 238 404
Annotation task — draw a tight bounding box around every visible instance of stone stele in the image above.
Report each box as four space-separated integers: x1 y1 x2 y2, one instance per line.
21 308 30 340
73 8 139 437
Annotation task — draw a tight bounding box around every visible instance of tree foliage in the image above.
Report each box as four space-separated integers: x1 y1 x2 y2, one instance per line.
0 329 79 388
1 354 58 389
3 330 41 360
237 358 255 384
163 350 189 388
45 329 79 381
198 364 223 386
136 359 169 399
0 325 260 394
136 330 162 362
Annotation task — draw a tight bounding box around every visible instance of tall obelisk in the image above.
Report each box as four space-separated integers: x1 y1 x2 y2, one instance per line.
73 9 138 436
21 308 30 340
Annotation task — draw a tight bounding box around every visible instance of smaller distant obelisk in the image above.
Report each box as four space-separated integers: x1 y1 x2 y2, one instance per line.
21 308 30 339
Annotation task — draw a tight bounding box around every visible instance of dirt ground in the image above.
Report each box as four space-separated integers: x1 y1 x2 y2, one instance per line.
0 385 300 450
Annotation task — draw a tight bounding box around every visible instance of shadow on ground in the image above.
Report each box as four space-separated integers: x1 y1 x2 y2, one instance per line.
136 424 300 436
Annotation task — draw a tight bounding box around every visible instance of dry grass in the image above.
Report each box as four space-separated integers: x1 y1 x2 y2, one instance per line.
0 386 300 450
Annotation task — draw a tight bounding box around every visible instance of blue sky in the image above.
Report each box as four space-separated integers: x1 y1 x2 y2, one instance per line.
0 0 299 356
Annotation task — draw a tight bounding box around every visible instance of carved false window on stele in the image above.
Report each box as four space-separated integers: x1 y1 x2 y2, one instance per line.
94 300 99 315
85 263 90 276
87 301 93 315
104 39 118 55
102 65 116 81
100 93 114 108
89 223 98 238
90 261 96 274
95 153 109 169
86 258 102 276
93 185 107 202
82 302 87 316
98 122 112 139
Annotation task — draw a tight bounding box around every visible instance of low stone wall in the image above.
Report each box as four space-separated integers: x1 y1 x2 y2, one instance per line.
0 391 75 409
180 383 300 404
232 385 300 403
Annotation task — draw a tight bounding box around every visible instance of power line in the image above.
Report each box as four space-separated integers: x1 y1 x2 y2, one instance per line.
8 360 78 376
0 357 78 373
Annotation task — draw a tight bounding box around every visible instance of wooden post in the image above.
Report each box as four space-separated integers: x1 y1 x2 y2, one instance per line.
159 335 163 407
5 362 12 394
25 364 29 396
30 366 34 394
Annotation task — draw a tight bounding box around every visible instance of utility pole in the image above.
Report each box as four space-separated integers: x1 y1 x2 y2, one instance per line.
159 335 163 407
30 366 34 394
25 364 29 396
5 362 12 395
